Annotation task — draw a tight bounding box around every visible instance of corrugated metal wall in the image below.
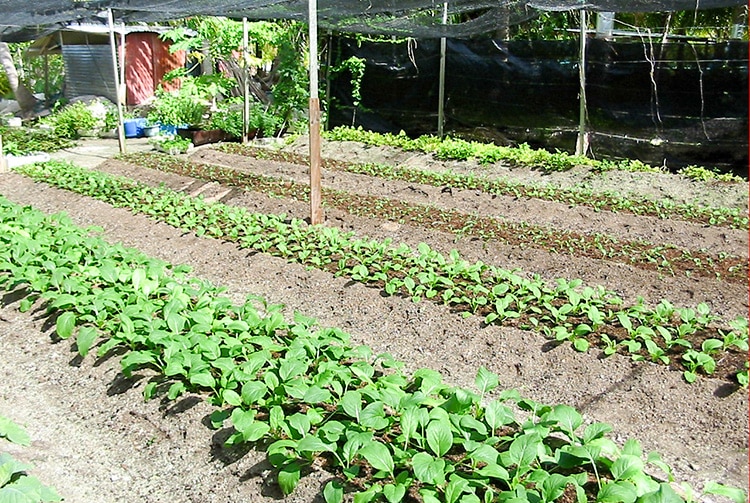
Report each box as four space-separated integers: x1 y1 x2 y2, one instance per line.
61 45 117 103
61 32 185 106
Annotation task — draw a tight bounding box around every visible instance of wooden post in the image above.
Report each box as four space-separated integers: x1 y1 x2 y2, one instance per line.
576 8 588 156
308 0 324 224
0 133 7 173
108 9 126 154
243 17 251 143
437 2 448 138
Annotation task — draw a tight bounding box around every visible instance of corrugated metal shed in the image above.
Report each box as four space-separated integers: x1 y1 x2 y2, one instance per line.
62 44 118 103
29 25 186 105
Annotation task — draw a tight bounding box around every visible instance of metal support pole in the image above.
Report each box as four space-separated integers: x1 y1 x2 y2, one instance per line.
437 2 448 138
576 9 588 156
243 18 251 143
308 0 324 224
108 9 126 154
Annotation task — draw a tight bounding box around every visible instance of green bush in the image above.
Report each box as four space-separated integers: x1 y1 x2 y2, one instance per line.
147 88 206 128
42 99 117 139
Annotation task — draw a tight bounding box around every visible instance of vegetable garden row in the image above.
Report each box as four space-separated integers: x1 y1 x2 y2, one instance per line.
0 128 747 502
0 189 746 503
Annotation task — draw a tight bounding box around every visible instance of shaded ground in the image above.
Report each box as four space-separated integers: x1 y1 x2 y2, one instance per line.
0 137 747 502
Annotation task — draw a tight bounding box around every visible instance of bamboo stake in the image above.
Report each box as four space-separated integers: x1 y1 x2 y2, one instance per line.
243 17 250 143
108 9 126 154
0 134 7 173
437 2 448 138
308 0 324 224
576 8 588 156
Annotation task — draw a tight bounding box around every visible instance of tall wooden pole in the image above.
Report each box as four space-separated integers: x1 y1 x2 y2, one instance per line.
108 9 126 154
308 0 324 224
437 2 448 138
0 134 7 173
243 18 251 143
576 8 588 156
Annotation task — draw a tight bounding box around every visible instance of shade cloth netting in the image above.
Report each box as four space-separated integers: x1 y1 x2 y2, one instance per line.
0 0 744 41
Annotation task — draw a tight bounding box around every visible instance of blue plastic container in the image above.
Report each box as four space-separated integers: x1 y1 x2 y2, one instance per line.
123 119 140 138
135 118 148 136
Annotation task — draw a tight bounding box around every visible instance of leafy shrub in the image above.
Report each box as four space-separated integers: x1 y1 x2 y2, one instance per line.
248 105 283 137
147 88 206 128
43 99 117 139
208 100 244 138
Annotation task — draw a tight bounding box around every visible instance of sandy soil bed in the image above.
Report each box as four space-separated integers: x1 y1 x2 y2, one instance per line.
0 138 747 502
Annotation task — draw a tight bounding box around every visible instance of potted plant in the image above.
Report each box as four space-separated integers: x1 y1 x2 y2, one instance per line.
146 88 206 132
148 134 193 155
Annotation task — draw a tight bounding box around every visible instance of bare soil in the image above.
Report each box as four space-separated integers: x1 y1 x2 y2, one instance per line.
0 137 747 503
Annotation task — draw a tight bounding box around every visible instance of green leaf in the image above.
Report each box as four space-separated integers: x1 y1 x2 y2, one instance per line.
477 463 510 481
340 390 362 420
426 419 452 457
55 311 76 339
611 454 644 482
323 480 344 503
547 404 582 438
597 481 637 503
358 442 394 475
353 484 382 503
303 385 332 405
222 389 242 407
131 268 146 291
279 358 307 382
484 400 516 431
189 372 216 389
287 413 311 439
0 452 32 487
0 417 30 446
411 452 446 486
360 401 389 430
241 381 267 405
383 483 407 503
167 312 186 334
622 438 642 457
573 337 590 352
445 475 470 503
297 435 334 454
475 366 499 394
703 481 747 503
540 473 571 502
468 444 501 465
143 381 157 400
637 483 684 503
120 351 156 377
277 461 301 495
0 473 62 502
167 381 186 400
501 433 540 471
582 422 612 444
75 326 98 357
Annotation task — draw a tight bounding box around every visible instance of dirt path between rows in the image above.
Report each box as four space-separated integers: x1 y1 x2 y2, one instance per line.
0 138 747 503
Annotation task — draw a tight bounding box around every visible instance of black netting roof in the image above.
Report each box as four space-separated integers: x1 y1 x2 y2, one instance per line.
0 0 744 41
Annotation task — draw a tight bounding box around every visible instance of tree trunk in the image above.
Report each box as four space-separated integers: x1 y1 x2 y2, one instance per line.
0 43 39 115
